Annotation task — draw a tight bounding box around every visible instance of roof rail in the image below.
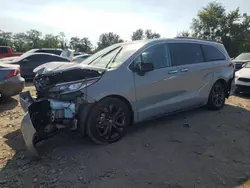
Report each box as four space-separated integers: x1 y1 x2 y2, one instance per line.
175 37 220 43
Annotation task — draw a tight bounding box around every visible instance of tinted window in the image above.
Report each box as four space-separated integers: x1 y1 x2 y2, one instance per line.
169 43 204 66
25 54 43 61
0 47 8 54
136 43 171 69
36 49 62 55
202 45 225 62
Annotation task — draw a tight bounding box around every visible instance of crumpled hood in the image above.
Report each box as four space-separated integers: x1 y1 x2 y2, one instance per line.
236 68 250 78
33 61 107 75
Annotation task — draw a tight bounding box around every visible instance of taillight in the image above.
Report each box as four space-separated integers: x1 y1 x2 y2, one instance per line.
8 69 20 78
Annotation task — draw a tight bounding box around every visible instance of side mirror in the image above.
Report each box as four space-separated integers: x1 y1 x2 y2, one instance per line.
22 59 29 63
140 62 154 73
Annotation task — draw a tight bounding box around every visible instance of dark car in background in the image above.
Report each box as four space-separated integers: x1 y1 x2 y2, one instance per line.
72 54 91 63
24 48 63 56
233 53 250 71
1 53 70 79
0 63 24 100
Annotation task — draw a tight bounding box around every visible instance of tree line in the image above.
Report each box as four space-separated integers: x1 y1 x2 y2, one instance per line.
0 2 249 57
0 28 161 54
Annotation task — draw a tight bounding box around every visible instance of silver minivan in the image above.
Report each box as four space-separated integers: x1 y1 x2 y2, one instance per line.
20 38 235 155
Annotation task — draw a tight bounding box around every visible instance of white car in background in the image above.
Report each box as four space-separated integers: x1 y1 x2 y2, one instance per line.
72 54 91 63
235 62 250 93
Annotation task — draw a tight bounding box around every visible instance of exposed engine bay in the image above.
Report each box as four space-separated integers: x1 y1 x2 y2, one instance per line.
19 62 106 156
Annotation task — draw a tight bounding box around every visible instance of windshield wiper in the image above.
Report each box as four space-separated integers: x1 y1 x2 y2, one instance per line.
105 47 123 68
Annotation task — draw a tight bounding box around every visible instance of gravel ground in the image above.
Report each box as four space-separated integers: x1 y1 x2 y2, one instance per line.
0 85 250 188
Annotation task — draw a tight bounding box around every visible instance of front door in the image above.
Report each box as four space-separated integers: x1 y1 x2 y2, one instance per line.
133 43 184 121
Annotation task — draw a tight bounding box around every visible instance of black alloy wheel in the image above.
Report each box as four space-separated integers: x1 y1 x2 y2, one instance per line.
207 81 226 110
86 98 131 144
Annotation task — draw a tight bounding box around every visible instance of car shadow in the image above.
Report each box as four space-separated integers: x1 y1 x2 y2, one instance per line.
235 93 250 100
2 104 250 187
25 80 34 87
0 97 18 113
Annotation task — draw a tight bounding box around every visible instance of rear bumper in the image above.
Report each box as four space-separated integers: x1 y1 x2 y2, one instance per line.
0 75 25 97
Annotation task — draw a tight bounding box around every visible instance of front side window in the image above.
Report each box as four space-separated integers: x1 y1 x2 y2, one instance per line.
86 42 145 68
202 45 226 62
169 43 204 66
134 43 171 70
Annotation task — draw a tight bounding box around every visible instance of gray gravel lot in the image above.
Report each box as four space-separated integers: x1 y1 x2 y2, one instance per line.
0 85 250 188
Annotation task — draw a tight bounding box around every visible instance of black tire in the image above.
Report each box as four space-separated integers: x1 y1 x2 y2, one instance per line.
86 97 131 144
207 81 226 110
234 87 241 95
0 96 10 104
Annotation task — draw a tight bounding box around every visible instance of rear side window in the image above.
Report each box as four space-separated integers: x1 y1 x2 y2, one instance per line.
26 54 43 61
201 45 226 62
0 47 8 54
37 49 62 55
169 43 204 66
40 55 68 62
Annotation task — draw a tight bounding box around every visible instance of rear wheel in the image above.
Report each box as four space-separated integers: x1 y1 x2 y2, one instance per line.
207 81 226 110
0 95 10 104
234 86 241 94
86 98 131 144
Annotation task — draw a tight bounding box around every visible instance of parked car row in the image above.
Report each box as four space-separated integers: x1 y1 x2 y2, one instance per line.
0 47 91 100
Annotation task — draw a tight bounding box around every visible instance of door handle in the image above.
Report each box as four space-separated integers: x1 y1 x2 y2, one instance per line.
180 68 189 72
168 70 178 74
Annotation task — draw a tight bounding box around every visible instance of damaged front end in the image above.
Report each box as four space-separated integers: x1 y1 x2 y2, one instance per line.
19 62 105 156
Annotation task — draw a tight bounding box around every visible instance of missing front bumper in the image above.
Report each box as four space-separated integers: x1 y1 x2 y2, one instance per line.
19 91 39 156
19 91 77 156
21 113 39 156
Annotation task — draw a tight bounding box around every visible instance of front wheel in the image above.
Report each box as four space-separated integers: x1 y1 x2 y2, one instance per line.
207 81 226 110
86 98 131 144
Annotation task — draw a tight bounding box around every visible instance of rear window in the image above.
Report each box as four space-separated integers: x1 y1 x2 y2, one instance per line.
168 43 204 66
201 45 226 62
0 47 8 54
37 49 62 55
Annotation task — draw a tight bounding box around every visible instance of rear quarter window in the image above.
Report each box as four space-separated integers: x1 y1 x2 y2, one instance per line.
168 43 204 66
201 45 226 62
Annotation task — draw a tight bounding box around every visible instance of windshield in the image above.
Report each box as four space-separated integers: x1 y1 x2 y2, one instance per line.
82 42 145 68
235 53 250 61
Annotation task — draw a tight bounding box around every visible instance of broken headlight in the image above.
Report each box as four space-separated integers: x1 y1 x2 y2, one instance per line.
49 78 99 94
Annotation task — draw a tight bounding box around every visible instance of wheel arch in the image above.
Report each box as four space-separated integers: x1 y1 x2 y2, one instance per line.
100 94 134 124
78 94 135 135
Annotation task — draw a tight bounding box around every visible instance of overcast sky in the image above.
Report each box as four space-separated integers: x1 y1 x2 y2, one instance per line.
1 0 250 44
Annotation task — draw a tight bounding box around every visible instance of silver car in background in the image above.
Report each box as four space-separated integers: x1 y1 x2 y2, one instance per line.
19 38 235 155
